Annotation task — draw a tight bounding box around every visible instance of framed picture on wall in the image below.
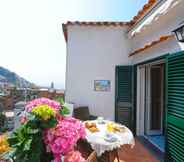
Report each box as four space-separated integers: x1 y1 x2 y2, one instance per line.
94 80 111 91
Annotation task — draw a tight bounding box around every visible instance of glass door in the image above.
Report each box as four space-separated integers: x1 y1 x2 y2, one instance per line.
145 63 164 135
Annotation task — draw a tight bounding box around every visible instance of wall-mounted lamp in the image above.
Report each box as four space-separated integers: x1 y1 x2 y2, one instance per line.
173 21 184 42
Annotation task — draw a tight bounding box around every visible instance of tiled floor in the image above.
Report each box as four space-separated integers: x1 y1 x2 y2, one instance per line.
78 138 159 162
118 139 159 162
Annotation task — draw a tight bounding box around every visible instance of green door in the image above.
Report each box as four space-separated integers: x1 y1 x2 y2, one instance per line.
115 66 134 131
166 51 184 162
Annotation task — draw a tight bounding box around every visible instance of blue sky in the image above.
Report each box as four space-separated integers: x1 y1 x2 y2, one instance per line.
0 0 147 89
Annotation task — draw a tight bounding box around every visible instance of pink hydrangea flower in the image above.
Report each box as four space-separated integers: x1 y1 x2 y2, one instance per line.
24 98 85 162
43 117 86 161
51 150 85 162
51 155 62 162
25 98 61 112
64 150 85 162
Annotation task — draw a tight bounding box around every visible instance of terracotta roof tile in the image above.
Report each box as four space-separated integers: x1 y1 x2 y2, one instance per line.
129 35 174 57
62 21 131 41
130 0 157 25
64 21 131 26
62 1 158 41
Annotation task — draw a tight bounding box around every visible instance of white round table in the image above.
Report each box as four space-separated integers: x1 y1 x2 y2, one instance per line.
84 120 135 157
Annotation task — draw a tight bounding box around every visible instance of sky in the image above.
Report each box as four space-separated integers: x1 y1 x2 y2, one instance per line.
0 0 147 89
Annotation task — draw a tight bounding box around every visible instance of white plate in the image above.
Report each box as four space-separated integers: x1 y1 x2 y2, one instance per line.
104 136 118 142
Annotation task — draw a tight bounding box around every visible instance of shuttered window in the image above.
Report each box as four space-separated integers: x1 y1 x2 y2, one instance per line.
116 66 132 102
115 66 134 131
166 51 184 162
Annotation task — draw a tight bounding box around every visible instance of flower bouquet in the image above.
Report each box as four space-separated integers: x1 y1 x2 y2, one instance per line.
1 98 86 162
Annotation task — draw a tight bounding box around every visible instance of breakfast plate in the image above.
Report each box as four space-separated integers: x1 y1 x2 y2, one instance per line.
103 133 118 143
104 136 118 142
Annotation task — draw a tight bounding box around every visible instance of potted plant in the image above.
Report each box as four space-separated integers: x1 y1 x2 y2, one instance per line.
2 98 86 162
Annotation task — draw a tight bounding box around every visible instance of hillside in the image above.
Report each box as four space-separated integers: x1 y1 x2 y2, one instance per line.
0 66 35 88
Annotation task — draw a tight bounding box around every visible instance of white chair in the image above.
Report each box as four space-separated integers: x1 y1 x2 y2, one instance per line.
64 103 74 117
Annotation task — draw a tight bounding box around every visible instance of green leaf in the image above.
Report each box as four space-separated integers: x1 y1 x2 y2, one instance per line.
23 139 32 151
26 113 40 128
41 117 57 128
8 136 18 146
4 111 55 162
54 96 64 105
26 127 40 134
59 106 70 116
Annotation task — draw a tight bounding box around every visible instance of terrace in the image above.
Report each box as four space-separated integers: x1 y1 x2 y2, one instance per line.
0 99 163 162
1 0 184 162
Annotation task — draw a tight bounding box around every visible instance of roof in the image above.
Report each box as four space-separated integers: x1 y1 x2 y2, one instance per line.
129 34 174 57
62 0 158 41
62 21 131 41
130 0 157 25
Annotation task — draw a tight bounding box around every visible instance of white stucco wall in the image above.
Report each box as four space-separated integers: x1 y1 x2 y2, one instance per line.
64 0 184 122
65 26 131 120
129 0 184 64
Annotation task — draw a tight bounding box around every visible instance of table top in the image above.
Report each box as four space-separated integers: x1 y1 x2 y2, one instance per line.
84 120 135 156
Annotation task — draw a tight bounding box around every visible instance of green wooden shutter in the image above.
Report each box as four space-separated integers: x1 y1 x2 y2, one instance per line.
115 66 134 131
166 51 184 162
